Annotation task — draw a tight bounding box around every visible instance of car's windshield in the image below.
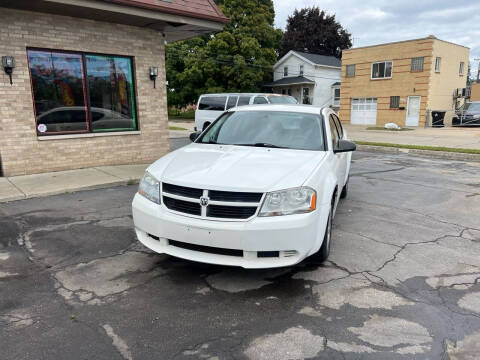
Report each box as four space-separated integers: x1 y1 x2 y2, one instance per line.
268 96 298 104
464 102 480 112
198 110 324 151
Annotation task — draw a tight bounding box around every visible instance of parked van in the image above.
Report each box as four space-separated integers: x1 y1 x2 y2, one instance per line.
194 93 298 131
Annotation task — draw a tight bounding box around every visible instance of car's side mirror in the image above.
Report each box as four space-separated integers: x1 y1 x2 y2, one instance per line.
334 139 356 153
189 132 201 142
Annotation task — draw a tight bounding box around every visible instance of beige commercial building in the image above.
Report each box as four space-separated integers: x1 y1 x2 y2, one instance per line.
0 0 228 176
470 82 480 101
339 36 469 127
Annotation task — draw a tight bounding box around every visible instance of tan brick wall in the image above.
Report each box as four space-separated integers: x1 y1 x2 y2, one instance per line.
428 40 469 111
471 82 480 102
339 39 435 127
0 8 169 176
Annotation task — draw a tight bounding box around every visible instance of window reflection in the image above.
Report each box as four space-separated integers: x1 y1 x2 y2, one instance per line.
86 55 136 132
28 50 87 133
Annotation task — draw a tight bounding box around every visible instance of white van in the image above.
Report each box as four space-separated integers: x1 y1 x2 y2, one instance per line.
194 93 298 131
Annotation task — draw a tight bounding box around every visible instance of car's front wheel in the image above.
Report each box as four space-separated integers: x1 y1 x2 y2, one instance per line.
313 207 332 263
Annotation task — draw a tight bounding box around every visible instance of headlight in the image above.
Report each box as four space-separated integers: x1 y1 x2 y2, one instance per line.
138 172 160 204
259 187 316 217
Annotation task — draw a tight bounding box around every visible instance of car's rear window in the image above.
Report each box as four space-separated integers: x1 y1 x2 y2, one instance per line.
198 96 227 111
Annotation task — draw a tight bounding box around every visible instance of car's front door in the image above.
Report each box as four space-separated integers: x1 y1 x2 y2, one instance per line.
328 114 346 190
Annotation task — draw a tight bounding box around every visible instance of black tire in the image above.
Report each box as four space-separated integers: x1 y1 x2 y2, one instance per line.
340 178 349 199
315 207 333 263
202 122 211 131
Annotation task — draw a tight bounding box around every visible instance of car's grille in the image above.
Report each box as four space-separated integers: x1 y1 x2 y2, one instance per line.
163 196 201 216
162 183 263 220
162 183 203 198
209 190 262 203
207 204 257 219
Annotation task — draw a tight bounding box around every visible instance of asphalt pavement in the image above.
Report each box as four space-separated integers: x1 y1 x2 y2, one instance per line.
1 142 480 360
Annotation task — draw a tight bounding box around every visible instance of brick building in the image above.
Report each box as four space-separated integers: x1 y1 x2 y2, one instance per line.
0 0 228 176
339 36 469 127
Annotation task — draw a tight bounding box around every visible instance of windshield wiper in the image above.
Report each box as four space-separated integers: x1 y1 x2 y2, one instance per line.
233 143 287 149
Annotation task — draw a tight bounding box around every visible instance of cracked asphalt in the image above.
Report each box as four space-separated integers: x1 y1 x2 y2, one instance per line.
1 140 480 360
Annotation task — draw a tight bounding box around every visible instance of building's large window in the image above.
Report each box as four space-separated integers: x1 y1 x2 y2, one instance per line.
371 61 392 79
27 49 137 135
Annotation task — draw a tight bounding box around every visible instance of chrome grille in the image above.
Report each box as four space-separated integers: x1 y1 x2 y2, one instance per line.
162 183 263 220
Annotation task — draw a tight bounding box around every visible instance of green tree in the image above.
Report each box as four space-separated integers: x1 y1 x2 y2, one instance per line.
166 0 282 108
280 7 352 58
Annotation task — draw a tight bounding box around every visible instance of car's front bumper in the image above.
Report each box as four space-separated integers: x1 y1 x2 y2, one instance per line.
132 193 329 268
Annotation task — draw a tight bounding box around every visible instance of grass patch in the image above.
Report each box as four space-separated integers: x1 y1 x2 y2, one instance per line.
366 126 414 131
169 118 194 123
355 141 480 154
168 125 188 131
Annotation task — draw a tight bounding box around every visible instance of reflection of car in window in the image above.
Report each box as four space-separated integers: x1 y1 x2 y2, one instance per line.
36 106 133 133
453 101 480 127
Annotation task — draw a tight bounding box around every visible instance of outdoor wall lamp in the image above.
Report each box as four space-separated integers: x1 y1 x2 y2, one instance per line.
150 66 158 88
2 56 15 85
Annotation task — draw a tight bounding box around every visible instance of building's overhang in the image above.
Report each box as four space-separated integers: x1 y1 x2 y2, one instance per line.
0 0 227 42
264 76 315 87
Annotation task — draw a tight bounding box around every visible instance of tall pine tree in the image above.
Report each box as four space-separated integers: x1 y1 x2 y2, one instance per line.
280 7 352 58
166 0 282 108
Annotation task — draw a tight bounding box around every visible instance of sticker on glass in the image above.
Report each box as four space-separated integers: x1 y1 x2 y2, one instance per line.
38 124 47 133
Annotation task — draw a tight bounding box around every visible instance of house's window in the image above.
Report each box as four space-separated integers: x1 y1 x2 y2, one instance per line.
282 89 286 95
28 49 137 135
287 89 292 96
299 65 304 76
435 57 441 72
346 64 355 77
333 88 340 106
302 88 310 104
284 66 288 77
390 96 400 109
459 62 465 76
371 61 392 79
411 57 424 71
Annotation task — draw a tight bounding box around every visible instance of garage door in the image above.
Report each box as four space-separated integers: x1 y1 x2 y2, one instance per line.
351 98 377 125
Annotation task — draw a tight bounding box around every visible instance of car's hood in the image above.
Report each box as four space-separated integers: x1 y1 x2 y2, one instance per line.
149 143 326 192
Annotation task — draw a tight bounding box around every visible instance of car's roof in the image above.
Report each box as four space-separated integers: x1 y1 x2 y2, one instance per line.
229 104 325 114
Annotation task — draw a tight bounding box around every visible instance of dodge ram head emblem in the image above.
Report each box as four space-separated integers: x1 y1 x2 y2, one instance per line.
200 196 209 206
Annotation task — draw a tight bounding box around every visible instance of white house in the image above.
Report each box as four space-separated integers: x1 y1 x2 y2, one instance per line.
264 50 341 109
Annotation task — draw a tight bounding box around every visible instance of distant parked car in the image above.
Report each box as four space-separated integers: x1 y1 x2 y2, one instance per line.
452 101 480 127
194 93 298 131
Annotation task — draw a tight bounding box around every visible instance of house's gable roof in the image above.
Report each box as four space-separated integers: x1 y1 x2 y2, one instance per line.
292 51 342 68
274 50 341 69
101 0 229 23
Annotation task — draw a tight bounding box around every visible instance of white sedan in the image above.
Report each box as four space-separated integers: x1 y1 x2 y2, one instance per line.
132 104 355 268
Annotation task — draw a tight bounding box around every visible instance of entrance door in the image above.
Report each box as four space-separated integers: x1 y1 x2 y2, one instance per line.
406 96 421 126
302 87 310 104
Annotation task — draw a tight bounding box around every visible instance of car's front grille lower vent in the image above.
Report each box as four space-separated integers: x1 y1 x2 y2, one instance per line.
207 204 257 219
162 183 263 220
163 196 201 216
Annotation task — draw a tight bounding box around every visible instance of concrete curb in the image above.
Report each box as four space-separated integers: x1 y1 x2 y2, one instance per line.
357 144 480 162
0 178 141 204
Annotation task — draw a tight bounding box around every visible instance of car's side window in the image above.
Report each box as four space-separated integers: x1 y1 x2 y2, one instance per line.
329 115 340 150
253 96 268 104
332 114 344 139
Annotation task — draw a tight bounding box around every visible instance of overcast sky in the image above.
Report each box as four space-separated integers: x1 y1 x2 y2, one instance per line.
273 0 480 75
